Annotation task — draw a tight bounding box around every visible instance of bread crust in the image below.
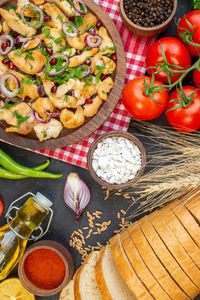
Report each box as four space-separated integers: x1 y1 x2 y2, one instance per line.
110 234 153 300
160 206 200 269
168 200 200 249
120 230 170 300
74 264 83 300
128 222 188 300
139 216 192 299
95 248 113 300
149 211 200 295
181 188 200 225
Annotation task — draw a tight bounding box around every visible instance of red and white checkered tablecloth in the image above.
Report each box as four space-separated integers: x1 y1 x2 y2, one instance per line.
1 0 156 169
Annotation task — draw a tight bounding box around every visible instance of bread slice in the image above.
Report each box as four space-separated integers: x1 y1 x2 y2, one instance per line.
120 230 171 300
110 234 153 300
160 205 200 269
149 211 200 293
59 280 74 300
168 200 200 249
128 222 188 300
139 216 192 299
95 244 135 300
74 251 102 300
181 188 200 224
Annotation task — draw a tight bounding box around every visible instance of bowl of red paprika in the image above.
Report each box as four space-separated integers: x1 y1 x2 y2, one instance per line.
18 240 74 297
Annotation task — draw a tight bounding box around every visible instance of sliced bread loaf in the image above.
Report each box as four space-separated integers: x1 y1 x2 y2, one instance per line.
74 251 102 300
120 230 170 300
182 190 200 225
95 244 135 300
110 234 153 300
149 211 200 295
128 222 187 300
138 216 191 299
59 280 74 300
160 206 200 269
169 200 200 248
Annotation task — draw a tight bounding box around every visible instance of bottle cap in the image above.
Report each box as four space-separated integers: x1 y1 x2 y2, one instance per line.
34 192 53 210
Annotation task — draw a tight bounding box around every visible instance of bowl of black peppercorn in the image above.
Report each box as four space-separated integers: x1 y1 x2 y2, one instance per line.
120 0 177 37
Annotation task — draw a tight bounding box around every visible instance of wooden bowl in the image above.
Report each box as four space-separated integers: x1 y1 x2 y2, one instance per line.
87 131 146 190
0 0 126 150
18 240 74 297
120 0 177 37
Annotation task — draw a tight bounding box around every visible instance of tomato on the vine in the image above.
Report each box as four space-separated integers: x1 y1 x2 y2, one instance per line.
165 86 200 133
193 68 200 88
177 10 200 57
122 76 168 121
146 37 191 84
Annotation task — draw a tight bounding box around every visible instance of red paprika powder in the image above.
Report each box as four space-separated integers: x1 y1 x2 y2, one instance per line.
24 248 66 290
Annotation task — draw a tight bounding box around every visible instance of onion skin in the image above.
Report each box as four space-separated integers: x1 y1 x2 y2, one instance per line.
73 0 88 15
62 23 78 37
0 73 20 98
48 54 69 76
0 34 15 55
20 4 44 29
84 34 102 48
64 172 90 222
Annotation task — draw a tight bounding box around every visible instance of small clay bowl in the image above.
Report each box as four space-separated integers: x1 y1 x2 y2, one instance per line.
87 131 146 190
120 0 177 37
18 240 74 297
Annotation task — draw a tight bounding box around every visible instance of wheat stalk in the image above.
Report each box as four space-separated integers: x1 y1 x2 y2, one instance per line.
126 120 200 219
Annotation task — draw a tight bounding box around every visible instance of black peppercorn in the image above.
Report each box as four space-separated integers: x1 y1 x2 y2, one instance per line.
123 0 173 27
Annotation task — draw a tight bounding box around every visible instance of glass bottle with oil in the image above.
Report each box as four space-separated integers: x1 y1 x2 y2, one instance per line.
0 192 53 280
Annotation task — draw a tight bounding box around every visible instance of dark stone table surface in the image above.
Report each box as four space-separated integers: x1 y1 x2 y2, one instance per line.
0 0 200 299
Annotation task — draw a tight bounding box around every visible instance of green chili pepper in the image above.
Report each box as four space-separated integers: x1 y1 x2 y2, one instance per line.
191 0 200 9
0 160 51 179
0 150 62 179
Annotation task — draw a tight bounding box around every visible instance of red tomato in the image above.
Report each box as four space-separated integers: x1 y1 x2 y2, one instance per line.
146 37 191 84
193 68 200 88
122 76 168 121
165 86 200 133
177 10 200 56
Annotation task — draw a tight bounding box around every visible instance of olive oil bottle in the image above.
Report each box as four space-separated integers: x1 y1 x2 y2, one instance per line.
0 192 53 280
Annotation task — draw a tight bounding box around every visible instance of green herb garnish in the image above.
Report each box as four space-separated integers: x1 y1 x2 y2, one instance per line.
13 111 30 126
15 49 22 56
73 15 83 28
95 72 102 83
7 5 17 10
96 65 105 70
17 86 24 95
43 27 51 38
21 78 33 84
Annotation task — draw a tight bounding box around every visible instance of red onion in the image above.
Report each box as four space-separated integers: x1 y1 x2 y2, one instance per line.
62 22 78 37
21 4 44 29
73 0 88 15
84 34 102 48
46 111 60 118
37 83 45 97
26 112 35 123
34 111 51 123
64 173 90 222
37 65 45 74
81 64 91 78
0 73 20 98
38 40 43 49
88 27 95 34
48 54 69 76
16 35 29 43
0 35 15 55
23 37 41 49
